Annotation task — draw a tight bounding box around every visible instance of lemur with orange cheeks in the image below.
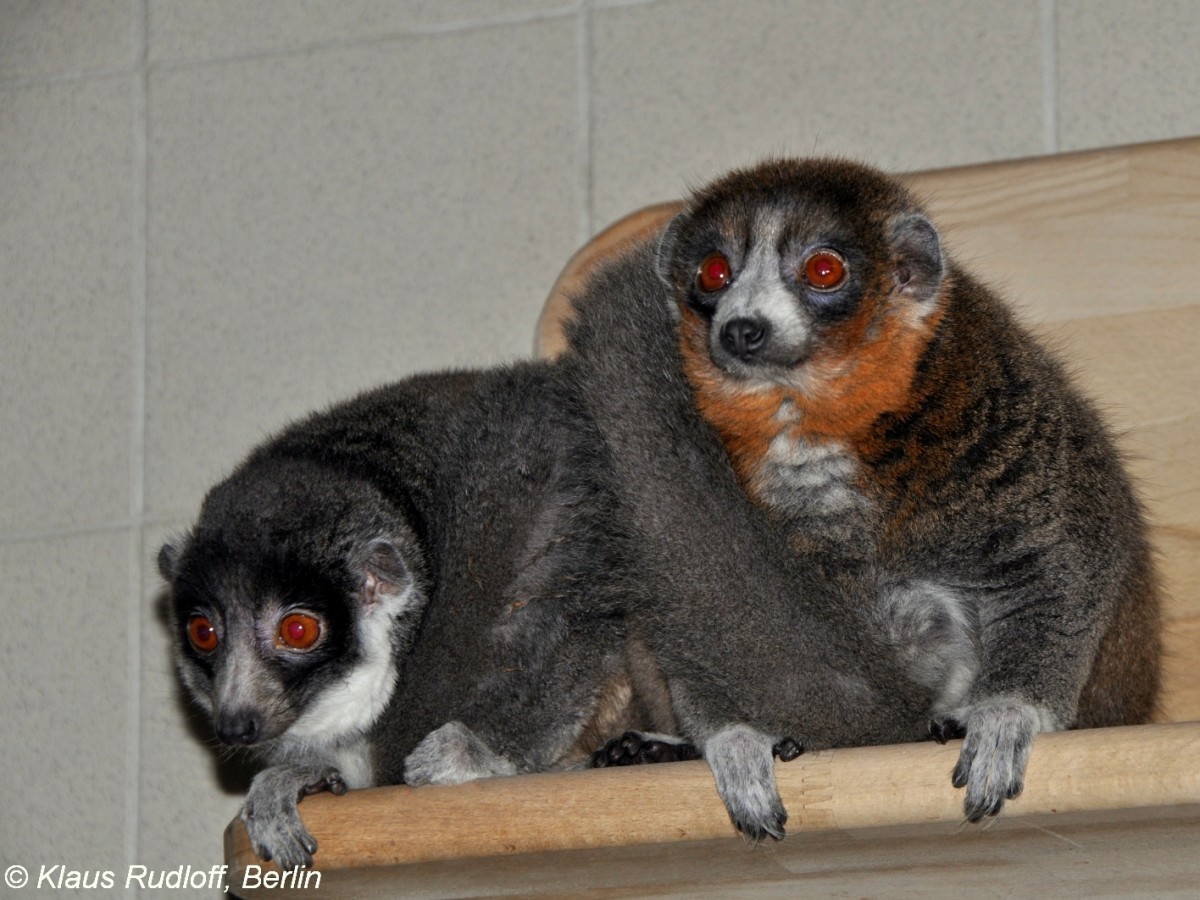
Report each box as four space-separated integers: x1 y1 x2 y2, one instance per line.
651 158 1161 823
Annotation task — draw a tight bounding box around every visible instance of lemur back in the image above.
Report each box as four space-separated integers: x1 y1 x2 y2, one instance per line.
656 158 1162 821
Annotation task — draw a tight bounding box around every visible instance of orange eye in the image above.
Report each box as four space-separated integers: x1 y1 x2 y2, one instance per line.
802 250 847 290
696 253 732 292
188 615 219 653
277 613 321 651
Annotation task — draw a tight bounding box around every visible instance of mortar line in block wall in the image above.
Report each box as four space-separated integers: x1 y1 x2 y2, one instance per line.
1041 0 1059 154
0 65 142 90
125 0 149 879
145 5 580 74
578 0 593 242
0 519 145 546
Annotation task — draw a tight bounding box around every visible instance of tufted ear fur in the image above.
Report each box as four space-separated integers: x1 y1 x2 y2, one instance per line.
890 214 944 303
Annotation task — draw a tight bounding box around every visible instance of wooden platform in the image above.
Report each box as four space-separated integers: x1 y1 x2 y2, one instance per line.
227 137 1200 898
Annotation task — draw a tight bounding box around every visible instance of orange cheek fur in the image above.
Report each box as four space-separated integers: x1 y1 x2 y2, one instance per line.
680 309 789 482
679 297 943 489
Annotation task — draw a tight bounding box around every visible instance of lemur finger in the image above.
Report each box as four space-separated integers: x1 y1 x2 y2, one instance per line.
591 732 637 767
929 717 966 744
314 766 347 797
951 753 972 789
619 731 644 758
772 737 803 761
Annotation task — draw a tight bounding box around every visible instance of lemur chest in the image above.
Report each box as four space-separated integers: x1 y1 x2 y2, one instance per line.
744 423 874 530
689 378 878 537
330 741 374 789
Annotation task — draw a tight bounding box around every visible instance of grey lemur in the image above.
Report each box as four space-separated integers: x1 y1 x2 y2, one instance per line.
561 241 936 839
644 157 1162 822
159 365 670 869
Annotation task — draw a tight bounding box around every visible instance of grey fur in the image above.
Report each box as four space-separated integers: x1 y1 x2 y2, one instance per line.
404 721 518 785
159 364 659 866
241 764 347 868
877 579 979 713
704 725 789 840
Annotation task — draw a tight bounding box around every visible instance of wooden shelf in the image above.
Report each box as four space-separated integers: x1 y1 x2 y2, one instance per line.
226 724 1200 897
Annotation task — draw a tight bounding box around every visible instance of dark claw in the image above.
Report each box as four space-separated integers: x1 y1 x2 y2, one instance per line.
951 759 970 789
732 807 787 843
772 738 803 762
1006 778 1024 800
929 717 966 744
966 793 1005 823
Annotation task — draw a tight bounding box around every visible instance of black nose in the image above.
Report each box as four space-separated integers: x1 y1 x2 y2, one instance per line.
720 317 770 360
216 709 262 746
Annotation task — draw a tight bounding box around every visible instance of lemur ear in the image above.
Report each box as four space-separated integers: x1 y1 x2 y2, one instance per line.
157 540 182 581
357 538 415 608
890 214 943 303
655 214 686 288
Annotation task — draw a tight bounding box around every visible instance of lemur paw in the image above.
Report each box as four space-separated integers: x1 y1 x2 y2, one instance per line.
242 764 344 869
404 721 518 786
591 731 702 767
934 700 1054 823
705 725 788 842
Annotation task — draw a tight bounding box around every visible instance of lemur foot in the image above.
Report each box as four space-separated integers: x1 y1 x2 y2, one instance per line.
242 764 345 870
932 700 1054 823
591 731 702 767
404 721 518 786
705 725 789 842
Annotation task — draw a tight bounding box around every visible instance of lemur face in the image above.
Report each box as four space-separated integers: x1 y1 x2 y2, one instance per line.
658 159 945 396
160 539 362 747
157 474 420 752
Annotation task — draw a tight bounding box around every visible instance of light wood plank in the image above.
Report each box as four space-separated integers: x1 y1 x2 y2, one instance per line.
905 138 1200 322
228 805 1200 899
227 723 1200 897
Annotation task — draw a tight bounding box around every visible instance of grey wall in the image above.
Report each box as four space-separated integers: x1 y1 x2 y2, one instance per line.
2 1 1198 895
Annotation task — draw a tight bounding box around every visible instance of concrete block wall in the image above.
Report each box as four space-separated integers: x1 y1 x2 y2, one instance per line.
2 1 1198 894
